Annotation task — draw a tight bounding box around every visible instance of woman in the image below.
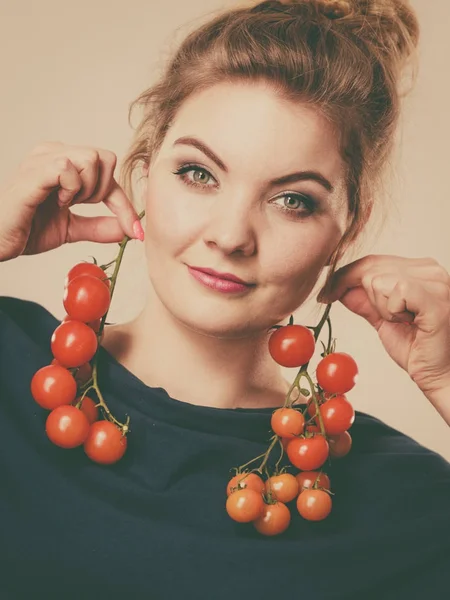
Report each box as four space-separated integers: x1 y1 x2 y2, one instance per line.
0 0 449 598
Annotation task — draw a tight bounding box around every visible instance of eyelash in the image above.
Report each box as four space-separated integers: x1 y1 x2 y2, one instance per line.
172 163 318 217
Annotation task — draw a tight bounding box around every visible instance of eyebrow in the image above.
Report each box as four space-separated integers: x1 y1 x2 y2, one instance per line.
173 135 335 193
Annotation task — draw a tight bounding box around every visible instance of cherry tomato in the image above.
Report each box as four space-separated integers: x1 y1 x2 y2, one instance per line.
227 472 265 497
51 320 98 368
295 471 331 492
46 405 90 449
268 325 315 368
297 489 332 521
316 352 358 394
74 362 93 385
286 435 329 471
319 394 355 435
280 437 290 450
87 318 102 333
75 395 99 424
63 274 110 323
65 262 111 289
306 392 332 418
265 473 299 503
328 431 352 458
31 364 77 410
226 488 264 523
271 407 305 439
53 358 93 386
253 502 291 536
306 424 321 433
84 420 127 464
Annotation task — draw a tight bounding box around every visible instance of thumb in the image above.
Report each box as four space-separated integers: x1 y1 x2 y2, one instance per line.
336 286 383 329
66 214 132 245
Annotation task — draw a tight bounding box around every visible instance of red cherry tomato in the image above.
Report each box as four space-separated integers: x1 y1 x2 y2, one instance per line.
268 325 315 368
295 471 331 492
286 435 329 471
31 364 77 410
63 274 110 323
63 314 102 333
226 488 264 523
271 407 305 439
319 394 355 435
84 421 127 464
265 473 299 503
74 395 99 424
53 358 93 386
65 262 110 289
227 472 265 497
46 405 90 449
297 489 332 521
51 320 98 368
328 431 353 458
316 352 358 394
253 502 291 536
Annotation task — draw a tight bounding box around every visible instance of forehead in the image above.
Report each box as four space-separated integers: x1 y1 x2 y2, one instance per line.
164 81 343 177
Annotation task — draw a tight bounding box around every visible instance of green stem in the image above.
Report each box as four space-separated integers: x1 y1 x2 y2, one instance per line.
80 209 145 432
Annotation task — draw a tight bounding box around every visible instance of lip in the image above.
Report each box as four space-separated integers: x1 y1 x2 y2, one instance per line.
187 266 255 294
188 266 252 285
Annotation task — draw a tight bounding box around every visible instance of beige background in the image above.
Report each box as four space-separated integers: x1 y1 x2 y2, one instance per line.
0 0 449 460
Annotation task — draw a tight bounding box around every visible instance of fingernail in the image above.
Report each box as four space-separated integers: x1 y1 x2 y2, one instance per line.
133 219 145 241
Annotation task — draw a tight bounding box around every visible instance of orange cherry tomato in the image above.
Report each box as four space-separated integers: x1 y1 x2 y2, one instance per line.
271 407 305 439
295 471 331 492
226 488 264 523
265 473 299 503
226 472 265 497
253 502 291 536
286 435 329 471
297 489 332 521
328 431 353 458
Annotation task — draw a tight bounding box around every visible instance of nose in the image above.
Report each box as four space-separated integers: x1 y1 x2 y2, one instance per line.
202 195 257 257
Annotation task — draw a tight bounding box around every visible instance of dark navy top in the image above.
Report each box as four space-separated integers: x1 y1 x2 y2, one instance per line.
0 295 449 600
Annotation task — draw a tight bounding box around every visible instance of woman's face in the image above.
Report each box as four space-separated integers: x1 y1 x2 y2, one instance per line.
142 81 349 338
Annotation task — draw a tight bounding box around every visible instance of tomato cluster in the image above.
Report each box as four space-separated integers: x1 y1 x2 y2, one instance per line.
226 323 357 535
30 261 127 464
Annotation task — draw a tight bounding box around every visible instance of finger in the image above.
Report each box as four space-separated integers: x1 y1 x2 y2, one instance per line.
101 180 141 240
66 214 130 244
371 276 450 333
23 156 82 208
81 148 117 205
68 148 117 206
68 149 100 204
370 275 415 323
322 255 431 303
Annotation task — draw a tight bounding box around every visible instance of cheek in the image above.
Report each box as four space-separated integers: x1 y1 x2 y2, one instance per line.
145 179 197 249
263 232 332 288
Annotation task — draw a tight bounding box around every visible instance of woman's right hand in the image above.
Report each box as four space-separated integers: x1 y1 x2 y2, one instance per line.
0 141 143 262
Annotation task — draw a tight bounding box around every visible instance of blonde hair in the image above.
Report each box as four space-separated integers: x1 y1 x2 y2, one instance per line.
120 0 419 289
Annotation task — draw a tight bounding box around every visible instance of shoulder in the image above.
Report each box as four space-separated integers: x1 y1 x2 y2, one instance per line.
0 295 59 353
331 409 450 525
347 409 450 477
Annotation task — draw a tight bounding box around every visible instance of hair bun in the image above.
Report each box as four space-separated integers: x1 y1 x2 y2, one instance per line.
317 1 352 19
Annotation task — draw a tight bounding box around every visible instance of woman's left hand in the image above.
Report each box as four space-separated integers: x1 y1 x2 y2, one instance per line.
319 255 450 413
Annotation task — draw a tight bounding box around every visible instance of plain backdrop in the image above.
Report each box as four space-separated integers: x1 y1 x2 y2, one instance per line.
0 0 449 460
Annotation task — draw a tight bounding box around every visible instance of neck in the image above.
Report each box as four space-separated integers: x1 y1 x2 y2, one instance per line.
101 289 297 410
